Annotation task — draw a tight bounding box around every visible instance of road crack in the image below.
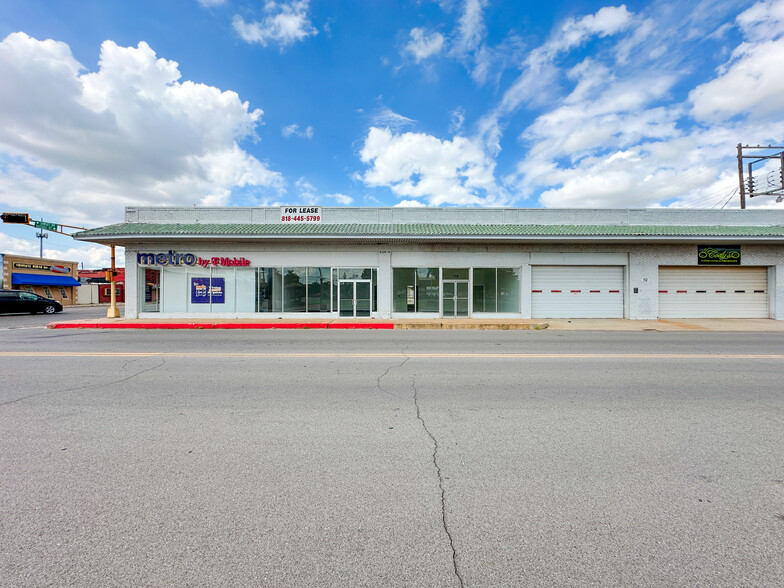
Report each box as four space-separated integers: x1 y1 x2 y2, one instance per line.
412 376 465 588
376 356 409 396
0 357 167 407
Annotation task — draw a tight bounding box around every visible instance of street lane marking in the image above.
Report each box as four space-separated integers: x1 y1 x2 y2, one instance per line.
1 352 783 359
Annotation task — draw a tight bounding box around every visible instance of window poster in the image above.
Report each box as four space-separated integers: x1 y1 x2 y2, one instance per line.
191 277 225 304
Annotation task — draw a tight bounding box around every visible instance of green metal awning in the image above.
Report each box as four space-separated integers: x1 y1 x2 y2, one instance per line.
72 222 784 242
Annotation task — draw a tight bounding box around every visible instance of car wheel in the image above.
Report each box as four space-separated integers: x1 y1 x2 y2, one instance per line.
44 305 57 314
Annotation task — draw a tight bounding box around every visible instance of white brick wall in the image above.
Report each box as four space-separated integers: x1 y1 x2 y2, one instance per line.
124 206 784 227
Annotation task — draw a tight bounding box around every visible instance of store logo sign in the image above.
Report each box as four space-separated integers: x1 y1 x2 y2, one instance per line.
137 251 251 268
698 245 741 265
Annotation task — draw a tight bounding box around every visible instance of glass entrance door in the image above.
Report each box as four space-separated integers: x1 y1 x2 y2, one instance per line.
442 280 469 317
339 280 372 317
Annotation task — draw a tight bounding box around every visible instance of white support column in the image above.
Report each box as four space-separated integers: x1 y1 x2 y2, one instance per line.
377 251 392 318
520 263 532 318
125 248 138 318
773 264 783 319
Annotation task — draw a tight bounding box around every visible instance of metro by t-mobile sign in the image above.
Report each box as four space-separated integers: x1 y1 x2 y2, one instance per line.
137 251 250 268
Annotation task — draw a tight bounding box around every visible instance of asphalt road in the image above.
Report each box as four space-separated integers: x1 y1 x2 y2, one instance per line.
1 315 783 586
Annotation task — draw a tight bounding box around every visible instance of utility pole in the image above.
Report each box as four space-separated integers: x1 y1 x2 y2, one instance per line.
35 230 48 257
737 144 784 208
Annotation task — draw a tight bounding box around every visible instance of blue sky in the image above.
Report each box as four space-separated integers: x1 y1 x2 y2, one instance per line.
1 0 783 267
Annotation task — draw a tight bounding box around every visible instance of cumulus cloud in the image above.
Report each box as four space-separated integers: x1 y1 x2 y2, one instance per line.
736 0 784 38
690 36 784 121
359 126 505 206
233 1 317 49
0 32 283 226
404 28 445 62
197 0 226 7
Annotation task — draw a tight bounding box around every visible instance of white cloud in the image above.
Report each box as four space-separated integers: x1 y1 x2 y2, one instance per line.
496 1 784 210
359 126 505 206
404 28 445 62
394 199 427 207
0 33 283 227
478 5 634 154
451 0 488 57
736 0 784 38
690 37 784 122
282 123 314 139
197 0 226 7
329 193 353 205
370 106 417 131
232 1 317 49
295 177 317 201
450 107 465 133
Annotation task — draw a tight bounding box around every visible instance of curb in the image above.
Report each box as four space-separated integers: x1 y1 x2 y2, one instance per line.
47 322 395 330
397 322 548 330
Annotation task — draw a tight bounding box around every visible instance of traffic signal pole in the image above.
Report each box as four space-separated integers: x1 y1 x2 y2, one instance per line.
2 212 121 319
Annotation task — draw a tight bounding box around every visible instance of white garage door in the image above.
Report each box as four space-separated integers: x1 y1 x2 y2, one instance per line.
532 266 624 318
658 267 768 318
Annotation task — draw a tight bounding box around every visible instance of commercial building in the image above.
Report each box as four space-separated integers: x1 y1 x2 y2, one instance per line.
73 206 784 320
1 253 80 305
78 268 126 303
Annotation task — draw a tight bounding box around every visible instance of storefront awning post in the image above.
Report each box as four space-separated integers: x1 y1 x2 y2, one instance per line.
107 245 120 319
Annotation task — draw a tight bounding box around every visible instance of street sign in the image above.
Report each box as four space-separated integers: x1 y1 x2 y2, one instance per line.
34 220 58 231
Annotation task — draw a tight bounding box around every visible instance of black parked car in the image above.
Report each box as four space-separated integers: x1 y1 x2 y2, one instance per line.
0 289 63 314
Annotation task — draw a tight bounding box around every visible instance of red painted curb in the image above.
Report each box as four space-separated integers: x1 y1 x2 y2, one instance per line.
328 323 394 329
216 323 329 329
48 322 395 330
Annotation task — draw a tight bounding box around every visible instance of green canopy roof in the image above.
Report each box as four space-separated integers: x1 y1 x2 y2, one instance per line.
73 222 784 241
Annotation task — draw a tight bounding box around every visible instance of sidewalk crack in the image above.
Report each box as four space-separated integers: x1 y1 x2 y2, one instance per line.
412 376 465 588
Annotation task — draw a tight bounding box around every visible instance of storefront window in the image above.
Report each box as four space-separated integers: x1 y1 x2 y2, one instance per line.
472 268 520 313
497 268 521 312
393 269 415 312
283 268 307 312
142 268 160 312
393 268 439 313
258 267 334 313
473 268 497 312
307 267 331 312
257 268 282 312
416 268 439 312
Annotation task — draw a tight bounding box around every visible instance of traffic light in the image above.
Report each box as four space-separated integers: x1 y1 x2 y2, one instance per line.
1 212 30 224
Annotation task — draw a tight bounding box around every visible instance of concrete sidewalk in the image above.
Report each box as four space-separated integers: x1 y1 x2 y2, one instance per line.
47 317 784 331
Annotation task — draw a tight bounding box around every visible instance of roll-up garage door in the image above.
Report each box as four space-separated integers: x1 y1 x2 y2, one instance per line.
658 267 768 318
531 266 624 318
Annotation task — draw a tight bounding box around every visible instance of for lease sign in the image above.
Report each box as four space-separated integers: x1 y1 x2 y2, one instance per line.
281 206 321 223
